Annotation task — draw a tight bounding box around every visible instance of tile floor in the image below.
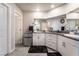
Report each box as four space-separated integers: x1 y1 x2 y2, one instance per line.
7 46 29 56
7 44 58 56
7 45 60 56
7 46 47 56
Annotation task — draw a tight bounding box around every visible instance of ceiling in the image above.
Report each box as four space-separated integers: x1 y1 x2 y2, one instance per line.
16 3 65 12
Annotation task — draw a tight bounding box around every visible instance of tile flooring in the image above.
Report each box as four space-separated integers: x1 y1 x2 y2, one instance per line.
7 46 29 56
7 44 61 56
7 47 47 56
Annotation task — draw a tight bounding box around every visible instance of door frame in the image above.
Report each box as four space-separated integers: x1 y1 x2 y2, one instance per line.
0 3 9 55
14 9 23 45
3 3 15 54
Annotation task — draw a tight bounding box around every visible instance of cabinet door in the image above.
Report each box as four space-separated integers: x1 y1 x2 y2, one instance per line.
46 34 51 46
65 38 79 56
51 34 57 50
47 42 57 50
58 36 63 55
58 35 66 56
65 42 78 56
33 33 45 46
33 34 39 46
51 34 57 43
38 34 45 46
46 34 57 50
58 35 79 56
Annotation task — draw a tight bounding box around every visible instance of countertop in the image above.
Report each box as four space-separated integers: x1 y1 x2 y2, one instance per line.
33 31 79 41
58 33 79 41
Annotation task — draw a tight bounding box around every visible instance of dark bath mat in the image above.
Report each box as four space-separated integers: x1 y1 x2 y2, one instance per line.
47 52 62 56
28 46 47 53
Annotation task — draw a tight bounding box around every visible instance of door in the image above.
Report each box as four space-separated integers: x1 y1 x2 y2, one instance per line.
14 12 22 45
0 4 8 55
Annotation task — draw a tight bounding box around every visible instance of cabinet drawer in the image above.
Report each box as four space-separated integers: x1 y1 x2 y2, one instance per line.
46 34 51 37
46 40 56 44
46 34 57 43
46 38 56 43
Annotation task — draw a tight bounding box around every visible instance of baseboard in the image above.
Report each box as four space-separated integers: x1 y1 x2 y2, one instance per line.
5 48 15 56
8 48 15 54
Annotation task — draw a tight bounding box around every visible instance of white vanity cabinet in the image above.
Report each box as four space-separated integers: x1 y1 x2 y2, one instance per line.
58 35 79 56
46 33 57 50
58 35 67 55
65 38 79 56
33 33 45 46
65 42 79 56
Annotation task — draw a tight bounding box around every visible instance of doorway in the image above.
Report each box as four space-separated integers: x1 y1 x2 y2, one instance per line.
14 10 23 46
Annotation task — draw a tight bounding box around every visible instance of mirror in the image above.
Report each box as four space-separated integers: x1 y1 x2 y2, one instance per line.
33 7 79 32
66 8 79 31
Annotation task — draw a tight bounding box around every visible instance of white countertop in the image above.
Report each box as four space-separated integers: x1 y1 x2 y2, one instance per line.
64 34 79 40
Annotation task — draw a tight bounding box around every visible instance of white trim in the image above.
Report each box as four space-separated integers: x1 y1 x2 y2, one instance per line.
2 3 23 54
3 3 15 54
14 9 23 44
8 48 15 54
0 3 8 55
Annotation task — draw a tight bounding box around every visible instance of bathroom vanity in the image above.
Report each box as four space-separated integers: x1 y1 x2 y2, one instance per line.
33 31 79 56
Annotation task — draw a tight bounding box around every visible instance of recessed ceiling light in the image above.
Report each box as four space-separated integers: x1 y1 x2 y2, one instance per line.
36 8 40 11
51 4 55 8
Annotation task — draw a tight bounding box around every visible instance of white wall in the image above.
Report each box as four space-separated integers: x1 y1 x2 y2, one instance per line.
23 11 47 33
4 3 23 53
